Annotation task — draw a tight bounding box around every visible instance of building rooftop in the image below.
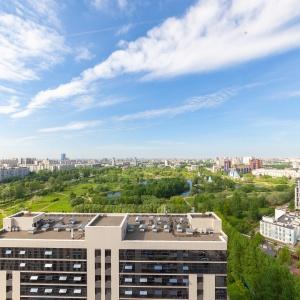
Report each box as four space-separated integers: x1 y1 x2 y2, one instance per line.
124 214 224 242
0 211 226 242
89 214 125 226
0 213 96 240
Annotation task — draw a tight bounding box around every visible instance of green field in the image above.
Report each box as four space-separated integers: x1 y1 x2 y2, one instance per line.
0 183 97 226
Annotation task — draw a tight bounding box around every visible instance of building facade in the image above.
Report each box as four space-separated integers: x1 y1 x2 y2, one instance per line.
0 211 227 300
249 159 262 170
260 209 300 245
0 167 30 182
252 168 300 178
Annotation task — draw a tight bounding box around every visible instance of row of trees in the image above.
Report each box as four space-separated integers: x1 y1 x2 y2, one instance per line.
226 222 300 299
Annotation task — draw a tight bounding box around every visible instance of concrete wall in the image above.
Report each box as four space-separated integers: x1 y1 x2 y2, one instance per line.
203 274 215 300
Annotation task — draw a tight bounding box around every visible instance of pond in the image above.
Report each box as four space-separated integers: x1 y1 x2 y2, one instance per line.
181 179 192 196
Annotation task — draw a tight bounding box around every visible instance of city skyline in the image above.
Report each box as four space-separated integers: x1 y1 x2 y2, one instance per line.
1 0 300 158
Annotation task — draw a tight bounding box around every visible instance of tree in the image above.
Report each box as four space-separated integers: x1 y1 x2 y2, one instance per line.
14 183 26 199
296 245 300 259
277 246 291 266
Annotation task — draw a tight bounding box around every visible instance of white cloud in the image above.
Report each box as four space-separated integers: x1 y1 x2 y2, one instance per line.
285 90 300 97
12 80 87 118
115 88 236 121
116 24 132 36
90 0 107 10
75 47 95 62
0 85 18 94
0 97 20 114
0 0 67 82
14 0 300 117
73 95 129 111
38 120 102 133
91 0 128 11
117 0 128 10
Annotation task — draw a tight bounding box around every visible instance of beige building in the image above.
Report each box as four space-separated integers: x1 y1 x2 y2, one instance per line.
0 211 227 300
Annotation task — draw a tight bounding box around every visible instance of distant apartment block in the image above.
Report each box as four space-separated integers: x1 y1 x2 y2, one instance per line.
260 209 300 245
0 211 227 300
249 159 262 170
252 168 300 178
0 167 30 182
295 178 300 210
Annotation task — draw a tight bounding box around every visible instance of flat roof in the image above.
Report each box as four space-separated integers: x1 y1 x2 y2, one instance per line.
124 214 224 242
89 215 125 226
0 213 96 240
0 212 225 242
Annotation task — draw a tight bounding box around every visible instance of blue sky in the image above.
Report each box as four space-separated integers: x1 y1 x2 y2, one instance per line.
1 0 300 159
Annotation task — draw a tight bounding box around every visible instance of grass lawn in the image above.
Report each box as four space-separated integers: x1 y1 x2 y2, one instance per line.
0 183 97 226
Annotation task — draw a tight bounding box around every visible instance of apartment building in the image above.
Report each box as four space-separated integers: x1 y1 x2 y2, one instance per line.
252 168 300 178
0 211 227 300
260 209 300 245
0 167 30 182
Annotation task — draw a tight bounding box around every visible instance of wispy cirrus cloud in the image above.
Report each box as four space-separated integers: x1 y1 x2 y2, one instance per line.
114 88 237 121
74 47 95 62
0 0 68 82
0 85 19 95
36 86 237 135
0 97 20 114
73 95 130 111
13 0 300 118
90 0 128 11
285 90 300 98
116 24 133 36
38 120 102 133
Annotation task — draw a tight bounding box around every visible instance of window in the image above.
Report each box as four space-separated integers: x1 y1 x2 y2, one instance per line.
44 263 52 268
74 276 82 282
5 250 12 255
140 290 147 296
30 288 38 293
74 289 82 294
154 277 162 284
44 250 52 256
124 265 133 270
154 265 162 271
125 277 133 283
183 265 189 271
30 276 38 281
44 288 52 294
140 278 147 283
19 262 26 268
59 276 67 281
125 290 133 295
19 250 26 255
73 263 81 269
59 289 67 294
169 278 177 283
45 275 53 281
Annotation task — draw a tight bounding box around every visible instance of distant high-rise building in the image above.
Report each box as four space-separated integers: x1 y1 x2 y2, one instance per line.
249 158 262 170
295 178 300 210
61 153 66 161
19 157 35 166
112 157 116 166
215 157 225 168
242 156 252 165
223 159 231 172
